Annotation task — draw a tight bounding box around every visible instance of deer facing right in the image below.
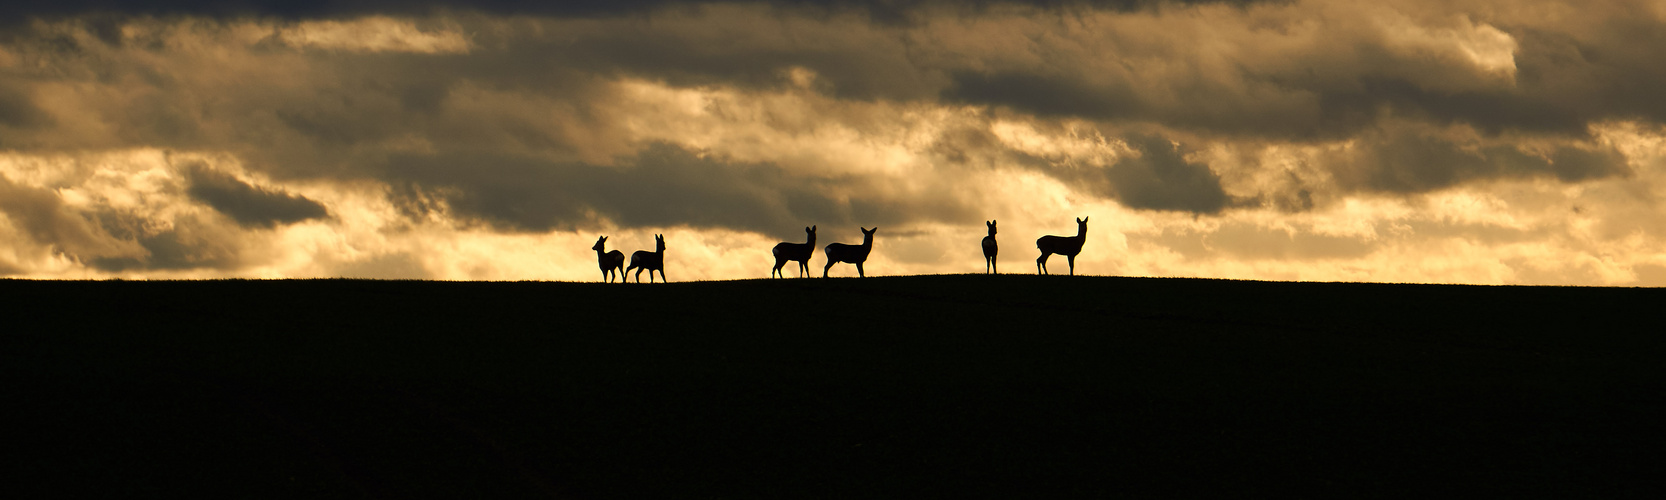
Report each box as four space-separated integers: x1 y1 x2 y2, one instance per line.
823 227 877 277
1036 217 1087 275
625 234 667 283
771 225 817 278
982 220 998 274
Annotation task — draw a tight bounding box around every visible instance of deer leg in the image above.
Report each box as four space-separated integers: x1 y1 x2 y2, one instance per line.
823 260 835 278
1037 253 1049 275
856 262 865 277
1067 255 1076 276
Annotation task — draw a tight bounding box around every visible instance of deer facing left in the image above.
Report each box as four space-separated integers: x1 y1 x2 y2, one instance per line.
592 236 626 283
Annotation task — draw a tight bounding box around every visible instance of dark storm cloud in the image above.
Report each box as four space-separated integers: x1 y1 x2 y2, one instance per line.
381 142 975 239
1018 132 1234 214
87 222 242 272
1504 21 1666 133
1103 134 1234 213
1331 126 1631 194
0 175 140 262
930 8 1666 143
0 83 50 130
945 70 1141 120
183 163 329 228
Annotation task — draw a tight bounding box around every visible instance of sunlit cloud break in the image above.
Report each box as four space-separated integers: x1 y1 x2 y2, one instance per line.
4 0 1666 285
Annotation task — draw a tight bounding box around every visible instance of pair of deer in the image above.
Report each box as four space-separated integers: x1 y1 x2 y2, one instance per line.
984 216 1088 275
770 226 878 278
591 234 666 283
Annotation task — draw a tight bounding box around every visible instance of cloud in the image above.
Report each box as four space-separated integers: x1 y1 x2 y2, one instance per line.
380 142 977 240
991 126 1235 214
1099 134 1235 213
1328 123 1632 194
0 174 145 263
0 1 1281 26
0 82 50 131
182 162 329 229
87 216 245 271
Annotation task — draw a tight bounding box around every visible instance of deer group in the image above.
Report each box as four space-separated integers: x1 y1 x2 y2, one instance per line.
587 216 1091 282
771 225 879 278
592 234 667 283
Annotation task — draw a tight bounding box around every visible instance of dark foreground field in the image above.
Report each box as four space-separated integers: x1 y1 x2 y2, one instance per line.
7 275 1665 497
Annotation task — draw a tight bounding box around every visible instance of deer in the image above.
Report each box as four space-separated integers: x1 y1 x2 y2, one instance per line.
982 220 999 274
592 236 626 283
823 227 877 277
1036 216 1087 275
771 225 817 278
625 234 666 283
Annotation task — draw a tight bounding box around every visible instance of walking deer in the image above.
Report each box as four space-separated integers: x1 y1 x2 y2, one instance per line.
771 225 817 278
625 234 666 283
1036 217 1087 275
592 236 626 282
982 220 998 274
823 227 877 277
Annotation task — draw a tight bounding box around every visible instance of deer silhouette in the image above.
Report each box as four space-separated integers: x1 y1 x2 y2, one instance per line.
1036 217 1087 275
625 234 666 283
771 225 817 278
823 227 877 277
592 236 626 283
982 220 998 274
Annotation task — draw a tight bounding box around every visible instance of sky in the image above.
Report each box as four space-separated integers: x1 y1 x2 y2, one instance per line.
3 0 1666 284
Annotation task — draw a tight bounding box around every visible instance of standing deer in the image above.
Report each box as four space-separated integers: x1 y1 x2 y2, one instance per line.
1036 217 1088 275
771 225 817 278
982 220 999 274
823 227 877 278
592 236 625 283
625 234 666 283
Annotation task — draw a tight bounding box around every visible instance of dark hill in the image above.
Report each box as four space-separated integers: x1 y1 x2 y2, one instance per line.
7 275 1665 497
